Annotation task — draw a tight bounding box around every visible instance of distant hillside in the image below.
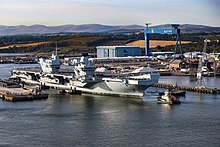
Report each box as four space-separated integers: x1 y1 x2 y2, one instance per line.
150 24 220 33
0 24 220 36
0 24 144 36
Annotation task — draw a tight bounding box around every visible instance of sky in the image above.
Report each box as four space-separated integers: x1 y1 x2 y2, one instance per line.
0 0 220 26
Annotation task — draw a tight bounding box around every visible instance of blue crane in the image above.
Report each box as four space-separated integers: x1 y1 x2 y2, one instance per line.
144 23 183 59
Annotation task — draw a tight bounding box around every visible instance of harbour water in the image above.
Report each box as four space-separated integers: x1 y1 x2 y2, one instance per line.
0 64 220 146
0 53 33 57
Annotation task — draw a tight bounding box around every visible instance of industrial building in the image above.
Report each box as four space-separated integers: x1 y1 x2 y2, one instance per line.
96 46 141 58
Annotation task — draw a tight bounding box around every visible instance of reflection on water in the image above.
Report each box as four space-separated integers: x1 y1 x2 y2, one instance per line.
161 104 171 112
195 93 203 102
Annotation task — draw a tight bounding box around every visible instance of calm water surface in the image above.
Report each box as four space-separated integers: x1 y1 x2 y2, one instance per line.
0 53 32 57
0 64 220 147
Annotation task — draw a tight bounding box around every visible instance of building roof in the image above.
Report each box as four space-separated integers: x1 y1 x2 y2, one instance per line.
151 52 174 54
96 46 139 49
95 67 111 73
131 67 158 73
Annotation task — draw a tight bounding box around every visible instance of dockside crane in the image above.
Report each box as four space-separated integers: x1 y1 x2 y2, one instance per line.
144 23 183 59
196 39 210 87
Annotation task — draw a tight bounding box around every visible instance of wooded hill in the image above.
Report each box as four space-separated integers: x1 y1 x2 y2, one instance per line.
0 32 219 55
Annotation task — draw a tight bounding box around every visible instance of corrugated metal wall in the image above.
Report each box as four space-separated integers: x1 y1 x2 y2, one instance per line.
96 46 141 58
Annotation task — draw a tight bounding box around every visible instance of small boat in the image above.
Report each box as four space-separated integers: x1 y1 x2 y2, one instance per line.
59 89 82 95
159 89 186 96
157 90 181 105
171 90 186 96
0 94 5 100
3 93 49 101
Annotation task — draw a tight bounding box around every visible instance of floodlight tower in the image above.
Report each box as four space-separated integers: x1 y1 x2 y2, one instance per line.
145 23 151 56
172 24 183 60
203 39 211 55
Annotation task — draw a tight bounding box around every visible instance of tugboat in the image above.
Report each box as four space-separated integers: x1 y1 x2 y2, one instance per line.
159 89 186 96
157 90 181 105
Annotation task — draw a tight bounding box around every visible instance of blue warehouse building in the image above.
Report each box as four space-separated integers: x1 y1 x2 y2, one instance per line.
96 46 141 58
